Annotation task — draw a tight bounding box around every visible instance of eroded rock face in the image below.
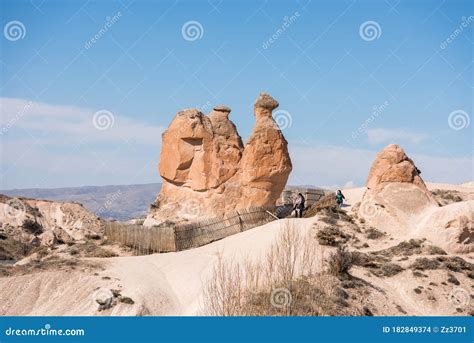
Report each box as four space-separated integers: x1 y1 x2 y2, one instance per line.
238 93 292 208
145 93 292 225
0 195 104 249
359 145 437 225
158 109 215 191
208 105 244 186
366 144 430 193
359 144 472 254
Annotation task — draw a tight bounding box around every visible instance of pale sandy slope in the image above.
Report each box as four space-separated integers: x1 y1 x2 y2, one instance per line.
0 182 472 316
0 217 321 316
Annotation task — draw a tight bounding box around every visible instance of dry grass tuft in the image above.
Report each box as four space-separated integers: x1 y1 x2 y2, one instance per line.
431 189 463 206
325 245 353 276
202 221 363 316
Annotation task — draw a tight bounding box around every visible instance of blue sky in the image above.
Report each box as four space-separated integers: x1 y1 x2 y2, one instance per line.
1 0 472 189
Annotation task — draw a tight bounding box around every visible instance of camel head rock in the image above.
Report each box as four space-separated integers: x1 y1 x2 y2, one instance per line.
254 92 279 118
158 109 215 191
145 93 292 225
238 93 292 208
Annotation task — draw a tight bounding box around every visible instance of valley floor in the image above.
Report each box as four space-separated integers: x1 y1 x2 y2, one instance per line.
0 182 472 316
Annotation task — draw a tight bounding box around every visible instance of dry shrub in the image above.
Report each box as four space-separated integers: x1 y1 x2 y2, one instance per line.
325 245 353 276
431 189 463 206
365 227 385 240
303 193 337 217
316 226 350 246
202 221 360 316
202 251 243 316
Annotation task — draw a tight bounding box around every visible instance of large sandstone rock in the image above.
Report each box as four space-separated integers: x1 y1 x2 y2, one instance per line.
359 144 472 254
366 143 431 194
238 93 292 208
158 109 215 191
145 93 292 225
359 145 437 227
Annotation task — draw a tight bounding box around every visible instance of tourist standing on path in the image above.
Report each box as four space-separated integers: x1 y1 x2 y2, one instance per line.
294 193 305 218
336 190 345 208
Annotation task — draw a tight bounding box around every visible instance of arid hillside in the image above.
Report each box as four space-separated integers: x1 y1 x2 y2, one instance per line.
0 182 472 316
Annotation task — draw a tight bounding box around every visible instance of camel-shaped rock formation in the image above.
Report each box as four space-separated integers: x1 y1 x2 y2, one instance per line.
144 93 292 225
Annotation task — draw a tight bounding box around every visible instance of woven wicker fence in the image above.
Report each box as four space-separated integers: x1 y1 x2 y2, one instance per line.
105 206 277 255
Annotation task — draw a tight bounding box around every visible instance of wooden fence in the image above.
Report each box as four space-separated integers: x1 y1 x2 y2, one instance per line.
105 222 175 255
105 206 277 255
279 187 328 207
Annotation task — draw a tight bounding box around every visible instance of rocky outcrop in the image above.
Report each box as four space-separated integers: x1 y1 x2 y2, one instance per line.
238 93 292 208
208 105 243 186
361 144 437 217
359 144 472 254
366 143 432 195
145 93 292 225
359 145 437 226
0 194 104 249
415 201 473 254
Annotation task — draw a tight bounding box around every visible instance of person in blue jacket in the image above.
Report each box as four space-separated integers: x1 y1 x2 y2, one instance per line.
335 190 345 208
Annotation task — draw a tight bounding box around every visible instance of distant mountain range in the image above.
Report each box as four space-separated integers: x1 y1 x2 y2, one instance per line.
1 183 327 221
1 183 162 221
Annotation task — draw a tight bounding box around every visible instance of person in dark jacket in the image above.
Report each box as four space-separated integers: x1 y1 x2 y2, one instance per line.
335 190 345 208
294 193 305 218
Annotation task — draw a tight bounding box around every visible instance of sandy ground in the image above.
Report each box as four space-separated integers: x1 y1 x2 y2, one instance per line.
0 182 472 316
0 218 319 316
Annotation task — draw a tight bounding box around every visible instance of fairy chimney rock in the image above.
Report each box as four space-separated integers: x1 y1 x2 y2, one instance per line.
238 93 292 208
145 93 293 225
366 144 430 193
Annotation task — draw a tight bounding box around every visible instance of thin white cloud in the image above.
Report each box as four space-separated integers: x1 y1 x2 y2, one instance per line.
366 128 428 146
0 98 164 189
0 97 165 146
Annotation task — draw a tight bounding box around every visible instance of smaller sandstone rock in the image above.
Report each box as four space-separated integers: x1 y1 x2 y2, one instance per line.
119 296 135 304
53 227 73 244
28 236 41 248
39 231 57 247
95 288 115 311
366 144 429 193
